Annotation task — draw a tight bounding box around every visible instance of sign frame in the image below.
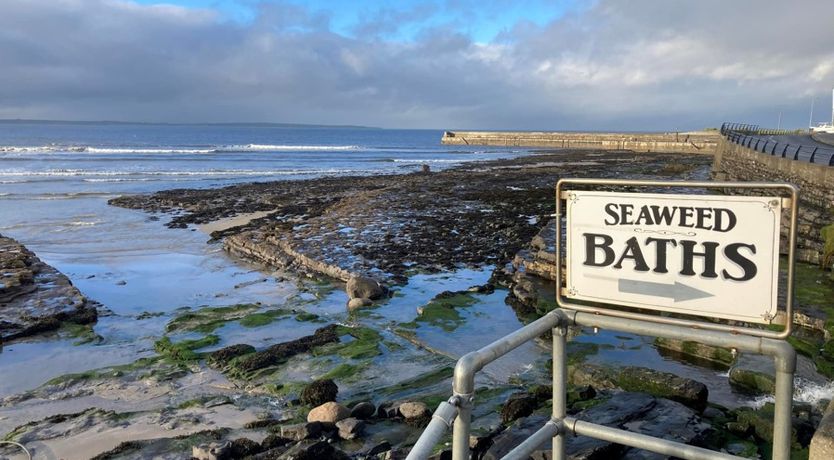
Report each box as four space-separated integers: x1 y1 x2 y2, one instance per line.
555 178 798 339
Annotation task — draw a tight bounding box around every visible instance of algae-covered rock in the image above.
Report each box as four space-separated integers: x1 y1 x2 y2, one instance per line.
728 368 775 395
500 392 538 424
569 364 708 411
300 378 338 406
231 324 339 375
655 337 735 368
207 344 256 368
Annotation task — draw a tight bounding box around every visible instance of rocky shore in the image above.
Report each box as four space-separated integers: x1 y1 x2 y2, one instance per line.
0 234 96 343
3 150 832 459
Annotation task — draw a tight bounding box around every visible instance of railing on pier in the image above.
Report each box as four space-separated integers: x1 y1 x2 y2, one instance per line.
720 122 834 166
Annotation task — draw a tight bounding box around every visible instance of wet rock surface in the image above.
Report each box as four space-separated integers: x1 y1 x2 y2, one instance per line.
110 151 711 286
0 233 95 341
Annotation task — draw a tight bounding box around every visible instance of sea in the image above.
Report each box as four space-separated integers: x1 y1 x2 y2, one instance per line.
0 122 523 395
2 121 832 409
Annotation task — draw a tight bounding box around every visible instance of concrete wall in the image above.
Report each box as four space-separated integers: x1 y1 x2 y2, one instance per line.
441 131 718 154
712 137 834 264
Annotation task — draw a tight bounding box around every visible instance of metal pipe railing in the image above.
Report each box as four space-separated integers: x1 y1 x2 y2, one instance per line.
564 418 741 460
451 309 570 460
406 399 460 460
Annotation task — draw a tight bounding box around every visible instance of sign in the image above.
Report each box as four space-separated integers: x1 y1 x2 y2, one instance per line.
565 190 782 324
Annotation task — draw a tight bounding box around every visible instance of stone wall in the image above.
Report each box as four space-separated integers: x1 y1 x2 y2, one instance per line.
712 137 834 264
441 131 718 154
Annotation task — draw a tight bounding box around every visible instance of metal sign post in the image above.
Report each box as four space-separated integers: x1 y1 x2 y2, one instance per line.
406 179 798 460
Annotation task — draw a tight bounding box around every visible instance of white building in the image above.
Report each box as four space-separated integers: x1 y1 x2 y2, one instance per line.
810 88 834 133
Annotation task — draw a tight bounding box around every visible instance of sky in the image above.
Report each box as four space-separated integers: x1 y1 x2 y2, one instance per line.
1 0 833 130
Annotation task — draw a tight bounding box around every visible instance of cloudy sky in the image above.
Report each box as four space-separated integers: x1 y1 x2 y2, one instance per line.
1 0 832 130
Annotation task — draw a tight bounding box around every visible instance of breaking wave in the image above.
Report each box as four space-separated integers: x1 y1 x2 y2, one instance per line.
0 144 362 155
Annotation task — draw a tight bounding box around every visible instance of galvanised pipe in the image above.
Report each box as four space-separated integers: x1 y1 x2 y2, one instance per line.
501 419 563 460
571 310 796 460
406 399 460 460
552 326 568 460
451 309 569 460
563 418 743 460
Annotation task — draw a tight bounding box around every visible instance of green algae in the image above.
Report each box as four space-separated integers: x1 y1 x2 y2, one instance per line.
60 323 102 346
165 304 259 333
153 335 219 364
821 224 834 269
414 292 478 332
322 362 368 381
316 325 383 360
238 309 291 328
294 312 322 322
45 356 161 386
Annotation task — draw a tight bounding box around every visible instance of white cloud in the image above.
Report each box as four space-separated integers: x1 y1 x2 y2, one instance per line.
0 0 832 129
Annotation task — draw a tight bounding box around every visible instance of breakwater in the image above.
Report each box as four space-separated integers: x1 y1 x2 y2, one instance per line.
441 131 719 154
712 136 834 264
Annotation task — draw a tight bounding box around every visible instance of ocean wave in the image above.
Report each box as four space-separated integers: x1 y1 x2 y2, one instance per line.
0 168 371 178
85 147 215 154
221 144 360 152
0 144 362 155
390 158 478 163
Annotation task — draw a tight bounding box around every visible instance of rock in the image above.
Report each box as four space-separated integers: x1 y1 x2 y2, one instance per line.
276 439 349 460
350 401 376 419
377 402 400 419
654 337 735 368
115 280 127 286
260 434 293 450
346 275 385 300
232 324 339 373
399 401 430 427
229 438 262 457
307 401 351 423
484 392 710 460
0 234 95 342
348 297 373 310
501 392 538 424
300 378 338 406
207 344 256 368
729 367 775 395
336 417 365 439
365 441 392 457
279 422 323 441
192 441 232 460
569 364 708 411
399 401 429 419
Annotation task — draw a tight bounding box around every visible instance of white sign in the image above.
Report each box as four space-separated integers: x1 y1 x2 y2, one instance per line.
565 191 782 324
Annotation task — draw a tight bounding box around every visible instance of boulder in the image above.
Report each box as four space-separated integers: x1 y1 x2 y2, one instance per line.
260 435 293 450
399 401 430 427
276 440 349 460
300 378 338 406
501 392 538 424
399 401 429 419
192 441 232 460
346 275 385 300
336 417 365 440
347 297 373 310
350 401 376 419
229 438 262 458
307 401 351 423
280 422 328 441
